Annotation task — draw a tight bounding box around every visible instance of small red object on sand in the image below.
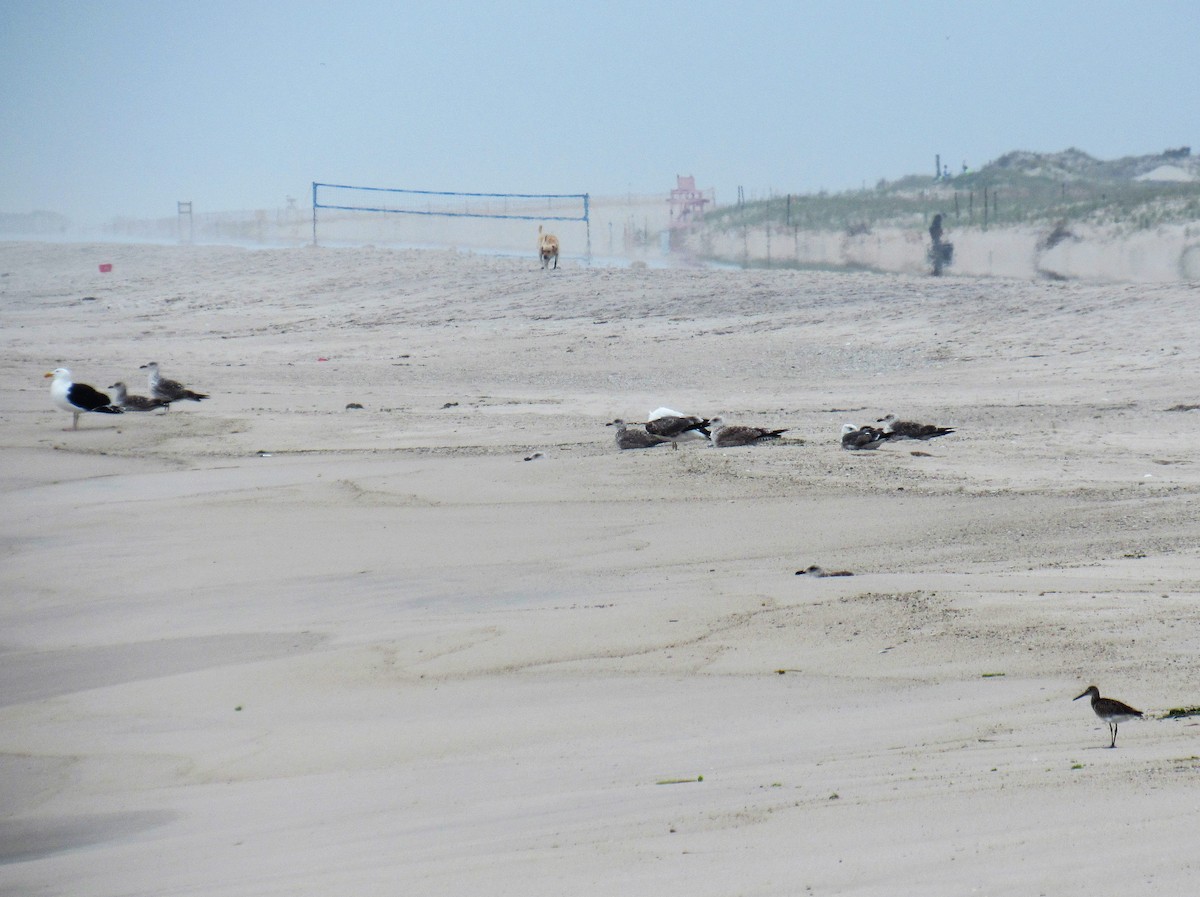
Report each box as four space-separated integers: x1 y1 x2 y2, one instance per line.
317 357 329 362
99 263 113 273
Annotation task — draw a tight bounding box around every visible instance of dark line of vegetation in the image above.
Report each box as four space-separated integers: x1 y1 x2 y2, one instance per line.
1163 706 1200 719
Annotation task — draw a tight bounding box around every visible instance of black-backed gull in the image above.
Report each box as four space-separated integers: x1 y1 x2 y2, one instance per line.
841 423 890 451
45 368 123 429
643 407 710 449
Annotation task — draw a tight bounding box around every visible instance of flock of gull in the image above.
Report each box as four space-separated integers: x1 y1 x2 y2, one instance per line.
45 362 208 429
41 371 1155 746
609 407 955 452
43 378 955 455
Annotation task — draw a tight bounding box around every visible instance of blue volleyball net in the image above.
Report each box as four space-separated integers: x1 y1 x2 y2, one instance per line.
312 182 590 256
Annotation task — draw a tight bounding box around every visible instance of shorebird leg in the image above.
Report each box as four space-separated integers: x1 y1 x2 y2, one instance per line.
72 411 81 430
1109 722 1118 748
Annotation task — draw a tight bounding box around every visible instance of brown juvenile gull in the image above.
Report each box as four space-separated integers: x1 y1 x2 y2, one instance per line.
708 416 788 448
607 419 670 450
45 368 123 429
841 423 890 451
109 381 170 412
643 406 711 450
1074 685 1144 748
140 361 209 406
876 412 954 440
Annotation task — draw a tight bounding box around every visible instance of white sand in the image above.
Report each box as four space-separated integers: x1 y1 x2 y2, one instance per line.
3 241 1200 895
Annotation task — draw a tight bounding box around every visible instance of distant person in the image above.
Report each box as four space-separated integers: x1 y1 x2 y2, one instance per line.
928 213 949 276
929 213 943 246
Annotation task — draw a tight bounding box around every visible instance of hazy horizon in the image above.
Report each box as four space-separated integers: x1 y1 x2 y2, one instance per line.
2 1 1198 226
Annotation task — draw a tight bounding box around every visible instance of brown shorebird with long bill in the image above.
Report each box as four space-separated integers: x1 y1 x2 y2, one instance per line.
1074 685 1143 748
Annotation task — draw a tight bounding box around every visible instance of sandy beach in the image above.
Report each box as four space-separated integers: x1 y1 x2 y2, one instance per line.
3 240 1200 895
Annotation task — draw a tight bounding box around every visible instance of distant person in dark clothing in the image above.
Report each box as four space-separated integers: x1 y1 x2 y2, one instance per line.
928 213 950 276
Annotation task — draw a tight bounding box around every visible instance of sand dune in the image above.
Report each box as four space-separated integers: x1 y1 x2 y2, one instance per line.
3 241 1200 895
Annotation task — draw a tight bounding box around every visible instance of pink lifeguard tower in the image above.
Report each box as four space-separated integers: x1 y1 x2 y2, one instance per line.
668 175 713 229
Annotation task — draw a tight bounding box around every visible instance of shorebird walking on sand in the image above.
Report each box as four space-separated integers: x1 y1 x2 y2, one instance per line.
1074 685 1143 748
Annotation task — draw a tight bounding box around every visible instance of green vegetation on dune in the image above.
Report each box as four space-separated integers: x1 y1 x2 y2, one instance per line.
701 148 1200 235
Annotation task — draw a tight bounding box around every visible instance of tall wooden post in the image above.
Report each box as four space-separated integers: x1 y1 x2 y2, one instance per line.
584 193 591 263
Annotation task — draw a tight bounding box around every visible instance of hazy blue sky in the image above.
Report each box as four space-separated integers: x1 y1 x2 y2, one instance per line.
2 0 1197 223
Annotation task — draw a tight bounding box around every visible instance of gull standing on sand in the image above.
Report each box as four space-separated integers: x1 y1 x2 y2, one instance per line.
708 416 788 448
140 361 209 406
45 368 123 430
840 423 890 451
643 407 711 449
109 381 170 412
607 419 671 450
876 412 955 441
1074 685 1144 748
